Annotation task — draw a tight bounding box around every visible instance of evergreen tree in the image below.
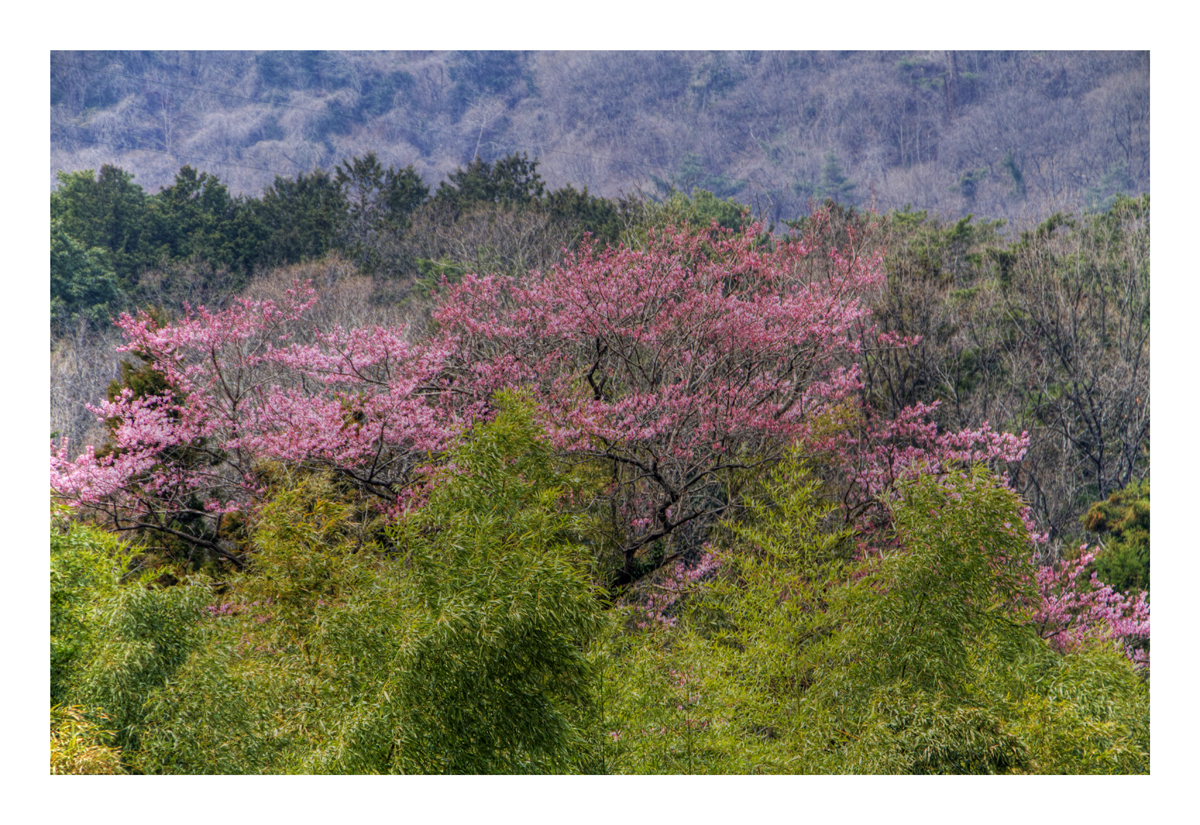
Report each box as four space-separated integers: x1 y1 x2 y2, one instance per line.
248 168 348 268
1081 479 1150 594
433 153 545 213
50 219 122 333
51 165 149 288
816 150 856 205
142 166 243 278
334 152 428 271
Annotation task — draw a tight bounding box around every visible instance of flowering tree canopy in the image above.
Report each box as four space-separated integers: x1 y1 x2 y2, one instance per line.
51 283 454 564
1034 546 1150 670
435 220 1026 586
53 211 1030 589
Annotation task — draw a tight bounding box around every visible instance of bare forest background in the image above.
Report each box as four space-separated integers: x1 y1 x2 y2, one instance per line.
51 50 1149 224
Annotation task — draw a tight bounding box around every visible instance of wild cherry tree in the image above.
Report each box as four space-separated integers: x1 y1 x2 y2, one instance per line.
432 216 1027 590
51 283 455 566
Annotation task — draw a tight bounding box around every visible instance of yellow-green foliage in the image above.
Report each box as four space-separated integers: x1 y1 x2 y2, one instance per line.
601 461 1149 774
50 705 124 774
788 468 1146 773
602 452 853 774
128 395 608 774
51 512 145 706
992 641 1150 774
52 510 213 771
70 580 212 763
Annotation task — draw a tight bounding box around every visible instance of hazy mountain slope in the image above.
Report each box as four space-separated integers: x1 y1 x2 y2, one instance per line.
51 50 1148 223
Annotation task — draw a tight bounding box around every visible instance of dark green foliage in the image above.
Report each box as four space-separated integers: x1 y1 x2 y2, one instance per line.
141 165 246 283
334 152 428 272
51 165 149 288
400 153 633 283
1082 479 1150 594
433 152 546 213
816 151 856 205
544 184 627 247
51 164 258 310
50 219 122 333
249 168 347 268
379 166 427 219
106 341 171 406
51 166 144 255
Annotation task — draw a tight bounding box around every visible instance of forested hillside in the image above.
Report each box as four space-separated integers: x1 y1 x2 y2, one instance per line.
51 50 1149 223
49 52 1150 776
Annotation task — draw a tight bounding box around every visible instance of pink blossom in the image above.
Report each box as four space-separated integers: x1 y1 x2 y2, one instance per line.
1033 547 1150 669
51 281 456 547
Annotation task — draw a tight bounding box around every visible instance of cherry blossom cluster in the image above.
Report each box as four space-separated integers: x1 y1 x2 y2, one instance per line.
1034 546 1150 670
51 282 456 539
803 400 1031 535
435 222 887 577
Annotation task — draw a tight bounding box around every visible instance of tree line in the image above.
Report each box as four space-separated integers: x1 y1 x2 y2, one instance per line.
51 152 647 336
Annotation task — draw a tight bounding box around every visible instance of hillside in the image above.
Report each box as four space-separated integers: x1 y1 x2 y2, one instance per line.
51 50 1149 223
